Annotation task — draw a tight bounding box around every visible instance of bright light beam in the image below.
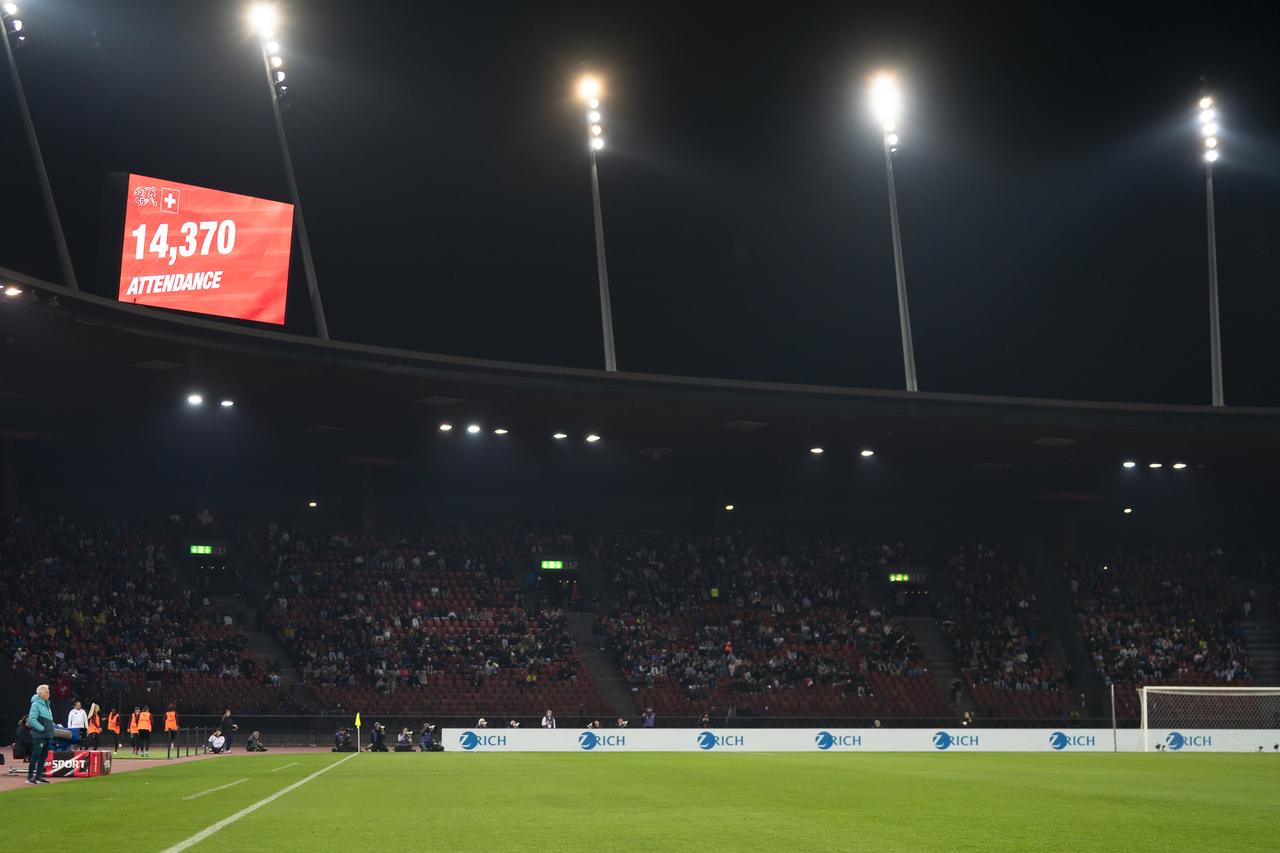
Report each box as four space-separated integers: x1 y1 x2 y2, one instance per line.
248 3 278 37
868 73 902 132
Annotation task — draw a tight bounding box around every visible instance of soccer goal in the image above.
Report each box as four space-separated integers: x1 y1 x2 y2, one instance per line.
1139 686 1280 752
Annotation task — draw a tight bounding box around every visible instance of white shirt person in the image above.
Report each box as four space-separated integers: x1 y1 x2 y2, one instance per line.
67 702 88 734
541 710 556 729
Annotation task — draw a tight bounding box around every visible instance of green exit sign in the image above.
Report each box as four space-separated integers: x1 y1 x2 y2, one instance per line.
541 560 565 570
190 545 213 555
888 572 912 583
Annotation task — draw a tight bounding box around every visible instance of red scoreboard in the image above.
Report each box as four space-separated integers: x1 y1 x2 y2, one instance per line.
117 174 293 324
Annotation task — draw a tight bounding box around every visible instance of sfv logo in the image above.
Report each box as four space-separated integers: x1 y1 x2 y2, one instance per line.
815 731 862 750
697 731 745 750
458 731 507 751
1164 732 1212 751
1049 731 1097 750
932 731 980 750
578 731 626 751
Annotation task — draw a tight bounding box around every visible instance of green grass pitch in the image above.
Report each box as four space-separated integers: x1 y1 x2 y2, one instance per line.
1 752 1276 851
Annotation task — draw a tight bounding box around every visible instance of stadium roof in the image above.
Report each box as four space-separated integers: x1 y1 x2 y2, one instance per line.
3 265 1280 509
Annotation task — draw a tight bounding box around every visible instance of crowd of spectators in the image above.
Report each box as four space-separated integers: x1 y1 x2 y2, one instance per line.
1 513 284 713
1068 548 1251 717
938 543 1067 718
594 533 950 720
7 511 1274 725
255 524 606 717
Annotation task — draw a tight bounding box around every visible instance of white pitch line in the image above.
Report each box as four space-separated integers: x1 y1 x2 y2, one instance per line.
182 778 248 800
161 753 356 852
269 762 299 773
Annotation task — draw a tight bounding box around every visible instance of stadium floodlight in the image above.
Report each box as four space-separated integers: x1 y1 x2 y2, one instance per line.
220 399 234 408
246 4 329 341
860 449 876 457
810 447 824 455
1148 462 1163 469
466 424 481 434
578 75 601 101
1123 507 1133 514
868 72 902 131
553 432 568 440
3 285 20 297
2 4 78 291
308 500 318 508
1172 462 1188 469
1122 460 1136 468
493 428 508 435
586 434 601 443
248 3 278 37
577 73 617 372
438 423 453 431
1199 91 1224 405
724 504 735 511
187 394 204 406
867 71 918 392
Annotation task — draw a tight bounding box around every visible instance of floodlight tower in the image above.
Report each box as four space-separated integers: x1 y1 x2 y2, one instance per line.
578 74 617 372
2 3 79 290
868 72 916 392
248 3 329 339
1197 94 1223 406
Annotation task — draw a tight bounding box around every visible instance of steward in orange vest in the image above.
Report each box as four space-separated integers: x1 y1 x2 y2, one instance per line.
87 705 102 749
128 708 140 754
107 709 121 752
165 705 179 748
137 706 153 756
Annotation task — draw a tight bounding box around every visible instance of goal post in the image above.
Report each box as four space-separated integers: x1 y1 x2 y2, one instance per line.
1140 686 1280 752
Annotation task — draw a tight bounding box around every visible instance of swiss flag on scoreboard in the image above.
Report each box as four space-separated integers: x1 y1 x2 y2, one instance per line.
118 174 293 325
159 187 181 214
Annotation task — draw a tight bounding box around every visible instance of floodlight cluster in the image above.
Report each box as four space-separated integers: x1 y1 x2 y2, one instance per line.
250 4 289 103
579 75 605 152
869 72 902 150
1198 96 1219 163
3 2 25 50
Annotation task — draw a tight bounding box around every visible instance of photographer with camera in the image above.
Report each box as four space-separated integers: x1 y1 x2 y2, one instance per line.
245 730 268 752
207 729 227 754
367 722 388 752
332 727 355 752
392 726 412 751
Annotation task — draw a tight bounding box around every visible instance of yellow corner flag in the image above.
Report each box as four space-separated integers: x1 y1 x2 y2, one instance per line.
355 712 362 729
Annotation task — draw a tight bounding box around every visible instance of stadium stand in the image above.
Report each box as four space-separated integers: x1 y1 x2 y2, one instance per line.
937 543 1069 719
255 525 608 718
1068 549 1252 719
1 514 286 714
594 533 951 720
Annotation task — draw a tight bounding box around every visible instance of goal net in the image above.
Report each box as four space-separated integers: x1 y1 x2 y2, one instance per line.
1140 686 1280 752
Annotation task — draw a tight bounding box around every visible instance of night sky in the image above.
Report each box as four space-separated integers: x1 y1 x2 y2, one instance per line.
2 0 1279 405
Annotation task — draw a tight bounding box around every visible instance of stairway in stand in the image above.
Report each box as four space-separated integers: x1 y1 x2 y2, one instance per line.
208 593 313 709
904 616 974 716
1238 582 1280 686
566 611 637 720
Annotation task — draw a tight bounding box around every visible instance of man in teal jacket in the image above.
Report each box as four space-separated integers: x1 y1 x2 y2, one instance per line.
26 684 54 784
